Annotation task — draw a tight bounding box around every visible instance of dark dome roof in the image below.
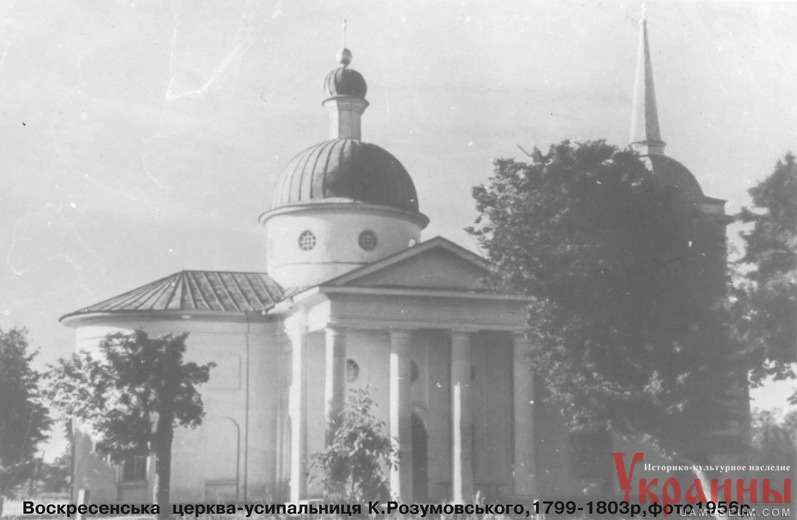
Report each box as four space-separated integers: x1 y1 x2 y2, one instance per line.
324 66 367 98
647 154 704 201
271 138 419 213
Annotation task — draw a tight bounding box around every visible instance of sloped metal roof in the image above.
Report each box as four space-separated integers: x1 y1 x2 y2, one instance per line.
61 271 284 320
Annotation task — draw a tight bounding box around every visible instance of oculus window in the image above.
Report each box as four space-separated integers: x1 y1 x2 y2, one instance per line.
298 230 316 251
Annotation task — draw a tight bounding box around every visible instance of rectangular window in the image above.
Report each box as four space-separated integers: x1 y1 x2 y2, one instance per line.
121 454 147 482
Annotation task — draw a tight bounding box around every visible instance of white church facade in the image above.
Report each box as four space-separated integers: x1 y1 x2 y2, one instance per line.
61 18 743 505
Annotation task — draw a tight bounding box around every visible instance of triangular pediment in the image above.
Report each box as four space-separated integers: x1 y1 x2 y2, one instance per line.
325 236 491 291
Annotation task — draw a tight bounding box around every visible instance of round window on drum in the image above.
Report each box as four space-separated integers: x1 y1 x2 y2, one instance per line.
298 230 316 251
358 230 378 251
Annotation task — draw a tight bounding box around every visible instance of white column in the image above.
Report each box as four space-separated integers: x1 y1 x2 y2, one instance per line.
324 326 346 444
450 330 474 503
513 332 536 498
389 329 413 500
286 317 307 502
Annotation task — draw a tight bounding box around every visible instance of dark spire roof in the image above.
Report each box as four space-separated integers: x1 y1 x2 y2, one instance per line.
630 11 665 155
628 11 709 203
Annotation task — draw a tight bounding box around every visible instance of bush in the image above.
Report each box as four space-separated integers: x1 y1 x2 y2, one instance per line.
311 387 395 502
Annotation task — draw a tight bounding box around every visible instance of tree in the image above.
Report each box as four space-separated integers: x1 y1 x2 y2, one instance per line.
16 449 70 497
311 387 395 502
750 409 796 468
735 152 797 399
0 327 51 515
35 450 71 495
469 141 743 465
45 331 213 520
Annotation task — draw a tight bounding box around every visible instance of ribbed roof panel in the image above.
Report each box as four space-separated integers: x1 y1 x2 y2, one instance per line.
271 138 420 213
61 271 284 320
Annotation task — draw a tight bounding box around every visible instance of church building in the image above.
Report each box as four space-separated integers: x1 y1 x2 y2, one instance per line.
61 16 741 504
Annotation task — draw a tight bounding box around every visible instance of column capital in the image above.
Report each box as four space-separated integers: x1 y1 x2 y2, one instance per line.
284 309 308 335
324 324 347 335
449 328 478 342
388 328 414 341
513 330 533 353
512 329 530 340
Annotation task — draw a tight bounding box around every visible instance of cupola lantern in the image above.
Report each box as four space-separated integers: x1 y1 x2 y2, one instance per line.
322 49 369 140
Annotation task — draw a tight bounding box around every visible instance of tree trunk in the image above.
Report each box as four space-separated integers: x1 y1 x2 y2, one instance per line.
154 413 174 520
660 447 728 520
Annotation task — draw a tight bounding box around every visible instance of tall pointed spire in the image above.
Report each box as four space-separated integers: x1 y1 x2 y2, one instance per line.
630 5 666 155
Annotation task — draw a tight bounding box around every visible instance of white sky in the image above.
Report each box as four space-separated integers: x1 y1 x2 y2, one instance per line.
0 0 794 457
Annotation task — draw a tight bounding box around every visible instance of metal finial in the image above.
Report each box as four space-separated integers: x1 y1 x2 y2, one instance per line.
336 19 352 66
337 48 352 66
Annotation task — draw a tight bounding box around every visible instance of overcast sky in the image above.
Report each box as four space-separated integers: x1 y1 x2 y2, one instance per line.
1 0 795 456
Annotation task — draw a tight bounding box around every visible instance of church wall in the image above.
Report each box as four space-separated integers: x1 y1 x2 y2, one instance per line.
71 323 156 504
294 322 522 501
345 329 390 425
298 327 465 501
471 331 513 499
303 328 393 497
421 330 452 502
346 328 392 494
69 315 283 503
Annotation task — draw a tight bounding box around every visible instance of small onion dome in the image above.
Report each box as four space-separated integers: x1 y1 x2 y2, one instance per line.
323 48 367 99
272 138 420 213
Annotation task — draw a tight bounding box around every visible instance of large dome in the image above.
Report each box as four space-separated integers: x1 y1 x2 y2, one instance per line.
271 138 420 213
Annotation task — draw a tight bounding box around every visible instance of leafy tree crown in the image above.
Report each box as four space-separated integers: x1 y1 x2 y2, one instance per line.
46 330 213 463
469 140 741 460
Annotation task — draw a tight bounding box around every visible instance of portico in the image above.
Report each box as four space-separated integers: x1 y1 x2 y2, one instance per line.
275 237 537 503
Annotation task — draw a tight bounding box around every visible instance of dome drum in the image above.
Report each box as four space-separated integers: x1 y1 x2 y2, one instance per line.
262 204 423 287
